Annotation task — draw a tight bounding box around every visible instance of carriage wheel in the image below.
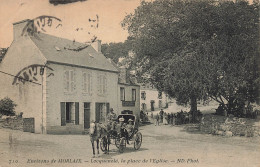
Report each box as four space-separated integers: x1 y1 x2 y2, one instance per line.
134 132 142 150
119 137 126 153
100 137 107 152
115 137 121 148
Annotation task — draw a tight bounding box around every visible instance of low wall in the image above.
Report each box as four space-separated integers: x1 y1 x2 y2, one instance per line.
0 117 23 131
199 114 260 137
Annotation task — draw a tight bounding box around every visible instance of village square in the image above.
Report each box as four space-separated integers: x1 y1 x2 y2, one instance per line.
0 0 259 167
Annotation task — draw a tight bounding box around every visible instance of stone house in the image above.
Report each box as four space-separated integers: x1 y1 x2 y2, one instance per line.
0 19 140 134
140 83 168 112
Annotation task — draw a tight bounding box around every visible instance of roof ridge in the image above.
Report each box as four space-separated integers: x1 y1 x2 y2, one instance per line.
30 32 86 46
28 32 119 72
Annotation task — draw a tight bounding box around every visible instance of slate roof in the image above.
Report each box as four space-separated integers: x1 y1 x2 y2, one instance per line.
30 33 118 73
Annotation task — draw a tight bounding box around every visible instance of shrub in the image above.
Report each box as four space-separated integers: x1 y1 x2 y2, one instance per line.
0 97 17 116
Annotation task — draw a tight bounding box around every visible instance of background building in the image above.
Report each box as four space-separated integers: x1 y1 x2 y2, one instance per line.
140 83 168 112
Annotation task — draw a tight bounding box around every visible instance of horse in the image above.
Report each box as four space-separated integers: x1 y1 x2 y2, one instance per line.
89 122 101 157
89 122 111 157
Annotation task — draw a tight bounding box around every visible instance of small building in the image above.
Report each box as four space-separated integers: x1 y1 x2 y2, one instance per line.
140 83 168 112
0 19 140 134
118 67 140 118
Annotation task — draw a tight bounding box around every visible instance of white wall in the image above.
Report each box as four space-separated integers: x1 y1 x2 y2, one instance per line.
140 89 168 112
45 63 118 133
0 36 46 133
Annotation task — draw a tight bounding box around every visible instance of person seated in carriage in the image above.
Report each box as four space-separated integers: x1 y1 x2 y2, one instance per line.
126 119 134 136
116 117 130 144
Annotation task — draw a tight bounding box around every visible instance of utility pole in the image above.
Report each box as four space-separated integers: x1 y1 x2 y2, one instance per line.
40 67 45 134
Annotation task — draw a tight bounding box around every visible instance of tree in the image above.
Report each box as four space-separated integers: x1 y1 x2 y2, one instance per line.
101 40 133 63
0 97 17 116
122 0 259 118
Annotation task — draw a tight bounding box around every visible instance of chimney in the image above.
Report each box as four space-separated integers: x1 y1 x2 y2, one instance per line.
13 19 31 41
119 67 130 84
91 40 101 53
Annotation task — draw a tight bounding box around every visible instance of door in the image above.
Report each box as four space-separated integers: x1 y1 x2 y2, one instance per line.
84 103 90 129
151 100 155 111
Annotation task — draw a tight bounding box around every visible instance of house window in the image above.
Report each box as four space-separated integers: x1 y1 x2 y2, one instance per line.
98 75 107 95
141 91 146 100
120 87 125 101
64 70 76 92
142 103 146 110
82 72 92 94
132 89 136 101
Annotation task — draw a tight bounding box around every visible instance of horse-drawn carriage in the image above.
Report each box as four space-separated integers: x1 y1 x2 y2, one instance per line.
100 110 142 153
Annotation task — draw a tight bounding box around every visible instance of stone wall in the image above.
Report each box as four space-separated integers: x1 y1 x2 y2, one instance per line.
199 114 260 137
0 117 23 131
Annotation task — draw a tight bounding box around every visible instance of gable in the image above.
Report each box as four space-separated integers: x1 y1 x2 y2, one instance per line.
0 36 46 76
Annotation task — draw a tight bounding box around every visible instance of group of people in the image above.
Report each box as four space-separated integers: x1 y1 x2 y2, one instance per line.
106 108 134 144
152 109 177 126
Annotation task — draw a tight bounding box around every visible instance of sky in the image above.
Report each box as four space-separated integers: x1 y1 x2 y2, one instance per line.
0 0 142 48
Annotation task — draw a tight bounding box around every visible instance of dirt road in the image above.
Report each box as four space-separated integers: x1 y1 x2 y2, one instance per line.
0 123 259 167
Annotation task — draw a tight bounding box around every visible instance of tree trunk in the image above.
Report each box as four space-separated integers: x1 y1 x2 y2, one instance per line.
190 95 197 123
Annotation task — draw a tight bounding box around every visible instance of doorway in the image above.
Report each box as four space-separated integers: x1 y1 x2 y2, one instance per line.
84 103 90 129
150 100 155 111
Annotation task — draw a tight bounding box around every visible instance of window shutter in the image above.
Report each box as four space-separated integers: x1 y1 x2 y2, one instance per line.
63 71 66 92
84 72 88 93
73 70 76 91
95 103 100 123
61 102 66 126
75 102 79 125
97 75 100 94
88 73 91 94
64 71 69 92
104 76 107 94
82 72 85 92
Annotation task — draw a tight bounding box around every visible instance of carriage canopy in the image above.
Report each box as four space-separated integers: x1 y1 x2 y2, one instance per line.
117 114 135 124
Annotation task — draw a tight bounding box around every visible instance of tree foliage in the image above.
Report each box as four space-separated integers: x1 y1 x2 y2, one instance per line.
0 97 17 116
122 0 259 117
101 40 133 63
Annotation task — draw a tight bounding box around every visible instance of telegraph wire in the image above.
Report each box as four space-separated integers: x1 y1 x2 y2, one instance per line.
0 70 41 85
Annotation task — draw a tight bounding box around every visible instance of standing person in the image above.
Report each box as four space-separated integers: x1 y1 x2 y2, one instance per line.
163 112 167 125
107 108 117 130
159 109 164 123
170 113 174 125
167 113 170 125
155 113 159 126
151 112 154 123
173 114 176 126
